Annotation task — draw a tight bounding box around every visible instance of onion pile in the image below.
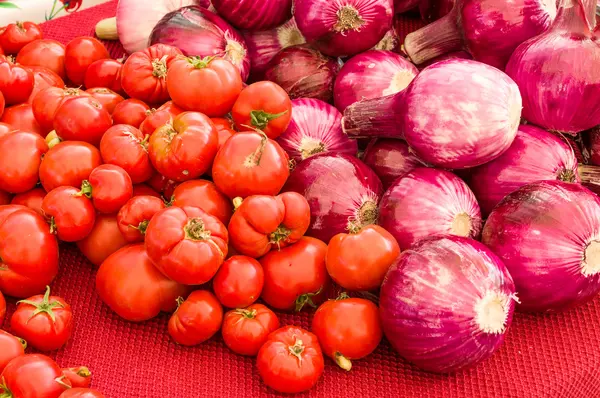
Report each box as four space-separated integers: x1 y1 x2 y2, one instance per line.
362 139 424 189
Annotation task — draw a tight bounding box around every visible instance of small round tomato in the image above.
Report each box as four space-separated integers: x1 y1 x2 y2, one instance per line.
0 330 26 373
42 186 96 242
11 188 46 216
59 388 105 398
117 195 165 242
0 354 71 397
16 39 66 79
99 124 154 184
10 286 73 351
0 290 5 323
26 66 65 105
39 140 102 192
76 214 129 267
0 59 34 105
0 131 48 193
32 86 90 133
168 290 223 346
147 173 178 199
257 326 324 394
145 206 228 285
139 101 183 136
132 184 160 198
260 237 329 311
221 304 279 356
0 103 44 136
84 58 123 94
121 44 182 104
213 256 264 308
85 87 124 114
212 131 290 199
167 57 243 117
0 22 43 54
61 367 91 388
96 244 189 322
112 99 149 128
64 37 109 85
80 164 133 214
53 96 113 146
171 179 232 225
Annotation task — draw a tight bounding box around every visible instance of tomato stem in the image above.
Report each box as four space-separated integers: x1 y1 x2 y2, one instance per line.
232 197 243 211
17 338 27 350
175 296 185 309
243 131 268 168
0 377 13 398
294 287 323 312
129 220 149 235
49 217 57 235
54 375 71 389
288 338 305 363
334 352 352 371
187 55 216 69
151 56 168 79
16 285 64 324
250 109 288 130
269 225 292 250
77 180 93 199
45 130 62 149
233 308 257 319
74 366 91 377
335 292 350 301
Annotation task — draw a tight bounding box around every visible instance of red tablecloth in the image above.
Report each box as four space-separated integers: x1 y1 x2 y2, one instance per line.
2 1 599 397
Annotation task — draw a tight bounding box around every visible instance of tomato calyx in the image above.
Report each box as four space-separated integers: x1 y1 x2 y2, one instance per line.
232 197 243 211
145 108 156 117
151 56 169 79
45 131 62 148
335 292 350 301
129 219 149 235
16 285 65 323
243 131 268 168
287 337 305 364
0 377 13 398
49 217 58 235
334 352 352 371
186 55 216 69
73 366 91 378
250 109 288 130
269 225 292 249
184 218 212 241
175 296 185 309
17 337 27 350
233 308 257 319
77 180 93 199
295 287 322 312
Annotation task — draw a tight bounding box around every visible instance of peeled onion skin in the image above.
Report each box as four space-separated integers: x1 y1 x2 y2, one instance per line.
362 139 424 190
379 235 516 374
482 180 600 312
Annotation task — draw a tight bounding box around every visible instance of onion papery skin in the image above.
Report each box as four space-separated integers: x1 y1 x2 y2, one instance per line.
378 167 482 249
469 125 580 217
276 99 358 163
419 0 456 22
362 139 424 190
333 50 418 113
283 153 383 243
150 6 250 81
294 0 395 57
482 180 600 312
380 235 516 373
505 0 600 134
212 0 292 31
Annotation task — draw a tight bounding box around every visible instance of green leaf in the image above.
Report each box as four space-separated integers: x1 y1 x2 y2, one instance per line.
0 3 20 9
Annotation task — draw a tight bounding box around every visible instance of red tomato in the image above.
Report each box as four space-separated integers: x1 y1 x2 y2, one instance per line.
61 367 91 388
11 188 46 215
39 141 102 192
64 37 109 85
117 195 165 242
228 192 310 258
0 189 12 204
171 180 232 225
59 388 105 398
10 286 73 351
213 256 264 308
167 57 243 117
0 103 44 136
147 173 178 199
132 184 160 198
139 101 183 136
256 326 324 394
0 290 4 323
76 214 129 267
260 237 329 311
0 123 12 139
149 112 218 181
0 58 33 105
84 58 123 94
0 354 71 396
42 186 96 242
168 290 223 346
0 205 59 298
0 22 43 54
0 330 26 373
112 99 149 128
32 86 90 133
99 125 154 184
53 96 113 146
145 206 228 285
0 91 4 119
26 66 65 105
0 131 48 193
81 164 133 214
208 118 235 175
96 244 189 322
85 87 124 114
121 44 182 104
221 304 279 356
212 131 290 199
16 39 66 79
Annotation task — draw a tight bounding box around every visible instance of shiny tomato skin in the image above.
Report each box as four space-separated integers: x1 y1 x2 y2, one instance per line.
117 195 166 242
84 164 133 214
0 354 71 397
0 290 5 323
257 326 324 394
0 330 26 373
213 256 264 308
145 206 228 285
0 123 12 139
0 58 33 105
17 39 66 79
32 86 90 133
85 87 124 114
0 103 44 136
0 131 48 193
112 99 150 128
0 22 42 54
76 213 129 267
53 96 113 146
26 66 65 105
0 91 4 119
83 58 123 94
64 37 109 85
11 188 46 216
42 186 96 242
99 124 154 184
168 290 223 346
59 388 105 398
221 304 279 356
39 141 102 192
207 117 235 176
139 101 183 136
132 184 160 198
171 179 232 225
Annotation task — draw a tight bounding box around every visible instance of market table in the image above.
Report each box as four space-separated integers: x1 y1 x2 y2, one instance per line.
2 1 600 397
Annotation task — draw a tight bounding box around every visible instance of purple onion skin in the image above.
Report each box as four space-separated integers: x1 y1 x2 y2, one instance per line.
469 125 579 216
378 167 482 249
149 6 251 81
505 0 600 134
199 0 211 7
419 0 455 22
482 180 600 312
283 153 383 243
394 0 421 13
402 59 522 169
380 235 516 373
211 0 292 30
362 139 424 190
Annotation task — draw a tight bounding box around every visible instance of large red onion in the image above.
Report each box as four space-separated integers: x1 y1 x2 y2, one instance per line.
469 125 579 216
211 0 292 30
149 6 250 81
283 153 383 243
276 99 358 163
404 0 557 69
483 180 600 312
379 168 482 249
380 235 516 373
419 0 455 22
333 50 418 113
506 0 600 134
294 0 395 57
362 139 424 190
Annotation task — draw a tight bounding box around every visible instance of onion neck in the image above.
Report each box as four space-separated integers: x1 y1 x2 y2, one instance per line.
582 240 600 276
403 9 462 65
474 291 512 335
553 0 596 35
342 92 405 139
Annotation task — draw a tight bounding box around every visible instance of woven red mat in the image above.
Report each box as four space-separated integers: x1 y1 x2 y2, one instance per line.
0 1 598 397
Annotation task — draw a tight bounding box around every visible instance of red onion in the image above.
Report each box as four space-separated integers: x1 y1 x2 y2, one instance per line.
506 0 600 134
276 99 357 163
283 153 383 243
362 139 424 189
372 27 401 52
212 0 292 30
404 0 557 69
419 0 455 22
380 235 516 373
150 6 250 81
333 50 418 113
264 45 342 103
378 168 482 249
395 0 421 13
294 0 395 57
469 125 580 216
418 50 472 69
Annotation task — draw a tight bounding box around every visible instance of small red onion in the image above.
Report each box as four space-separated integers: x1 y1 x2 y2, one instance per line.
394 0 421 13
419 0 455 22
362 139 424 189
211 0 292 30
276 99 357 163
294 0 395 57
380 235 516 373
